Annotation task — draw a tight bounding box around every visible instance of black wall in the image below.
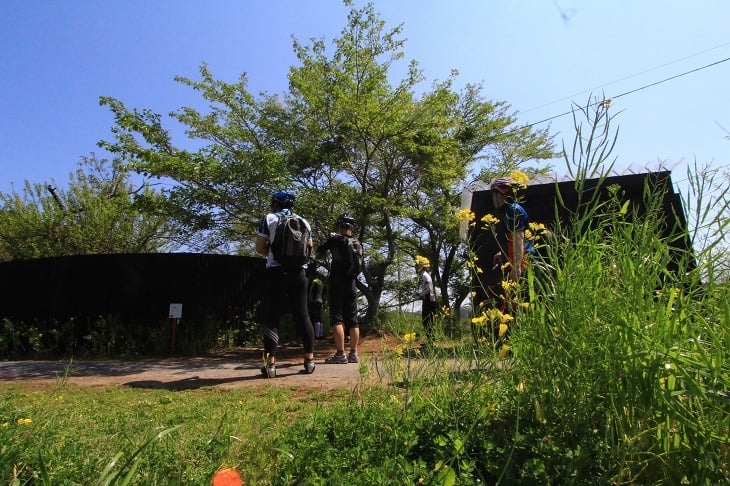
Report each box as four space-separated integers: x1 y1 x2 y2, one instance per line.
0 253 266 324
469 171 693 290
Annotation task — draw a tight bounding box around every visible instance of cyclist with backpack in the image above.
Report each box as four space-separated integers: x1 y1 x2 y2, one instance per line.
255 191 316 378
316 213 364 364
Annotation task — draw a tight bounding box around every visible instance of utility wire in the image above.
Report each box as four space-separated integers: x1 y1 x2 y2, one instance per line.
514 56 730 133
522 40 730 114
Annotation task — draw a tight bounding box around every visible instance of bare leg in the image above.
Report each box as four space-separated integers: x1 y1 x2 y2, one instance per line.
333 322 346 352
349 327 360 354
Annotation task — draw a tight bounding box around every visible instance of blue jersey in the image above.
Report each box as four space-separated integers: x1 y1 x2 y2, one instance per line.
495 202 535 262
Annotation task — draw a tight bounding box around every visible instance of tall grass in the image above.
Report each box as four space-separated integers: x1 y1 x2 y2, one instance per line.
272 100 729 484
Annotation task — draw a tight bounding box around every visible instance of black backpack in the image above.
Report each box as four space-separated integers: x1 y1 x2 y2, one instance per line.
342 236 364 277
271 213 311 266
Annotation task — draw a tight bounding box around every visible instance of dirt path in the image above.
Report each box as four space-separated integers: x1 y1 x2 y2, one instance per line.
0 333 395 392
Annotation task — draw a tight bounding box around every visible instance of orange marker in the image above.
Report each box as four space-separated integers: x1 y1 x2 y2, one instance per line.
212 467 242 486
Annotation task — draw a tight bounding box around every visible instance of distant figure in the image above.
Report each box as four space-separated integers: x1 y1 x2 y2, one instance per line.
415 256 438 343
255 191 315 378
308 267 325 339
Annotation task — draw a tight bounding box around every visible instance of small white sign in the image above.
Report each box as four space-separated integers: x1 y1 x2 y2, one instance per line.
168 303 183 319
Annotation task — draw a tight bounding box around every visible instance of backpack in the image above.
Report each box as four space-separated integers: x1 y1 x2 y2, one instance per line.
342 236 364 278
271 212 311 266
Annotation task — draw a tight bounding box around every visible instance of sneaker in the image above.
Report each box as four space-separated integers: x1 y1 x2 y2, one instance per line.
260 364 276 378
347 351 359 363
303 358 316 374
324 352 348 364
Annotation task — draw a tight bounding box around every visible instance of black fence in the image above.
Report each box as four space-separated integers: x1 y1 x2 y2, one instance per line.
0 253 267 357
0 253 266 323
469 171 694 300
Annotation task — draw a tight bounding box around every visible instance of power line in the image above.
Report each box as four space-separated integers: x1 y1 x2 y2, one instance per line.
522 40 730 114
515 56 730 133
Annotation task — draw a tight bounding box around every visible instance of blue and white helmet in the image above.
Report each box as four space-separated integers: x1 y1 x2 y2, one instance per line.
271 191 296 208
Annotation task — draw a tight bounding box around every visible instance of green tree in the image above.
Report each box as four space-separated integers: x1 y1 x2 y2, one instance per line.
98 2 556 324
285 4 555 322
0 155 178 261
400 84 556 320
99 67 294 253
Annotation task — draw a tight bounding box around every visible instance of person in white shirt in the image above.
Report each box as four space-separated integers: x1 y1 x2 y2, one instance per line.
416 257 438 343
255 191 315 378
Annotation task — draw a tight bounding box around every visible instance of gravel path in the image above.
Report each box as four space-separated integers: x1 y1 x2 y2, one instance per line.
0 338 387 392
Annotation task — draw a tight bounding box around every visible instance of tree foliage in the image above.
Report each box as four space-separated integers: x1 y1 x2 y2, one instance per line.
99 67 295 253
99 2 556 323
0 155 179 261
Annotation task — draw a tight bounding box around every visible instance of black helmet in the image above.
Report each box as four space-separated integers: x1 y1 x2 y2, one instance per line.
271 191 296 208
336 213 355 230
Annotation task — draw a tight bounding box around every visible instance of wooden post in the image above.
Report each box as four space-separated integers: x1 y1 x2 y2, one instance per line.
170 317 178 354
168 303 183 355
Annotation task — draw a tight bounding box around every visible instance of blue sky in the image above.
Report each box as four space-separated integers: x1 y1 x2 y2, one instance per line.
2 1 729 197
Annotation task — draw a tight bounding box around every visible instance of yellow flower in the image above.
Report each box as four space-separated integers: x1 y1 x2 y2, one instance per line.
498 323 509 336
415 255 430 268
471 315 487 325
501 280 519 293
403 332 417 343
481 214 500 226
526 222 547 241
455 208 475 225
484 308 505 322
1 422 8 428
17 418 32 425
508 170 529 190
510 170 529 185
499 345 511 357
529 222 546 232
500 314 514 325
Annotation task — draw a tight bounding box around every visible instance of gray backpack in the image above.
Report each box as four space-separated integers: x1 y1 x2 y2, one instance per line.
271 213 310 266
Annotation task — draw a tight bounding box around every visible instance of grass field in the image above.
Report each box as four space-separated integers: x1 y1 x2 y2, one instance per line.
2 110 729 484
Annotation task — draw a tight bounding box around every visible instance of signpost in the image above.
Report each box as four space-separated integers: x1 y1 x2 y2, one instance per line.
169 303 183 354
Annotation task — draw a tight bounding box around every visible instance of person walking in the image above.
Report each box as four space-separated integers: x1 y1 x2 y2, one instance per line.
316 213 364 364
415 256 438 343
255 191 316 378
